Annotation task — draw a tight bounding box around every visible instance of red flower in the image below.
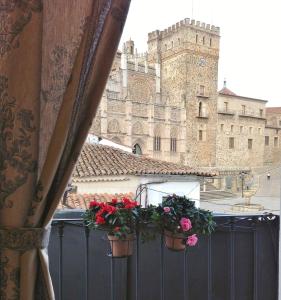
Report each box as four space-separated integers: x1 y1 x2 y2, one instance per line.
96 216 106 224
114 226 120 232
111 198 118 204
104 204 117 214
89 200 99 208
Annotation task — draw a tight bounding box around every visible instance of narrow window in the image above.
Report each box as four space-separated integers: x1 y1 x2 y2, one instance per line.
224 102 228 112
199 85 205 96
258 128 261 135
133 144 142 155
242 105 246 115
274 137 279 147
220 124 224 131
199 130 203 141
165 44 167 51
229 137 235 149
248 139 253 150
203 36 205 45
171 41 174 48
170 138 177 152
210 38 212 47
154 136 161 151
196 34 198 43
249 127 253 134
231 125 234 133
265 136 269 146
259 109 263 117
198 102 202 117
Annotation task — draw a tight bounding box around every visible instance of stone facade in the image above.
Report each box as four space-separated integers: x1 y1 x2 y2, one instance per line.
264 108 281 165
216 90 267 168
91 18 280 170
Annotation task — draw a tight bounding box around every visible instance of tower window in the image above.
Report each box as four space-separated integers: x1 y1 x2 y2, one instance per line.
203 36 205 45
229 137 235 149
199 85 205 96
198 130 203 141
248 139 253 149
198 102 202 117
196 34 198 43
242 105 246 115
259 109 263 117
154 136 161 151
210 38 212 47
220 124 224 131
231 125 234 133
265 136 269 146
274 137 279 147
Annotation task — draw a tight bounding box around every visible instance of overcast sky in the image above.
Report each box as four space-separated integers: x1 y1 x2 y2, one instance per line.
120 0 280 107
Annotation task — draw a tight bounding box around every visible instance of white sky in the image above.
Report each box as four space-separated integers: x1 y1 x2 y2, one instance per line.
120 0 280 107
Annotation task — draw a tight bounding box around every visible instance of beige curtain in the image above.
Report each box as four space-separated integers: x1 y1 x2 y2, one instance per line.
0 0 130 299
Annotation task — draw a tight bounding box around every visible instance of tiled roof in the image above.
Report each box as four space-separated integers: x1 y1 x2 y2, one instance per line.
73 143 215 179
58 192 135 210
266 107 281 114
218 87 237 96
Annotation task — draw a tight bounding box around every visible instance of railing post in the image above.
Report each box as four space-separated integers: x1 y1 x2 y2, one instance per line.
84 226 90 300
279 169 281 300
58 221 64 300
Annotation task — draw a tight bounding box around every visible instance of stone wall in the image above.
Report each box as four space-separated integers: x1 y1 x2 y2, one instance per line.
216 94 266 168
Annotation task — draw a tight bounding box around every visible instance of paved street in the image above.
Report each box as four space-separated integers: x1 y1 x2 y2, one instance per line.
201 165 281 215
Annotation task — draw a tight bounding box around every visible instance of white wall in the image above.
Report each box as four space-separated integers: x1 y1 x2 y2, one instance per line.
145 181 200 207
75 176 140 194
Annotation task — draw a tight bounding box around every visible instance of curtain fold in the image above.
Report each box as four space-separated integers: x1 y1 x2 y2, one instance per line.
0 0 130 299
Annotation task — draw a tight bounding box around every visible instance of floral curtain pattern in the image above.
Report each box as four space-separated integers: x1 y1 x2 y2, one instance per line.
0 0 130 299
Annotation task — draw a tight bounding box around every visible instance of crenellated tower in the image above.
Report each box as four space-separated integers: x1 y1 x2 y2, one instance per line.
147 18 220 167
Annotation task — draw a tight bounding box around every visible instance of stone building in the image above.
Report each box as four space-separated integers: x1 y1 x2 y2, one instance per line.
91 18 220 168
264 107 281 165
91 18 280 171
216 83 267 169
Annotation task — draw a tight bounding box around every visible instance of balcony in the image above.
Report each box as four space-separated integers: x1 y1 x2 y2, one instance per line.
196 112 209 119
239 111 266 120
218 109 235 116
49 211 279 300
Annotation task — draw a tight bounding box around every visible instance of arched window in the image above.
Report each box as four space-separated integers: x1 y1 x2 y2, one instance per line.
133 144 142 155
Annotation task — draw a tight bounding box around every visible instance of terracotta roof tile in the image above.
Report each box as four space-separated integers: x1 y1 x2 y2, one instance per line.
73 143 215 179
266 107 281 114
218 87 237 96
58 192 135 210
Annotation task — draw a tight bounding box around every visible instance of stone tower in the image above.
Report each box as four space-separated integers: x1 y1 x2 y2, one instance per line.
147 18 220 167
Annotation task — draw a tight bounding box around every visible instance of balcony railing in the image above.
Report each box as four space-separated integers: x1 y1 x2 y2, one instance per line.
218 109 235 116
239 111 265 120
49 211 279 300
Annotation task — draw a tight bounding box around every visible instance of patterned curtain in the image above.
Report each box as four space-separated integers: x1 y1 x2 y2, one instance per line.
0 0 130 299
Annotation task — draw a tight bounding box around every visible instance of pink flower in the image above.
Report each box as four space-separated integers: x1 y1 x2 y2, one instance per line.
163 207 171 213
186 234 198 246
180 217 192 231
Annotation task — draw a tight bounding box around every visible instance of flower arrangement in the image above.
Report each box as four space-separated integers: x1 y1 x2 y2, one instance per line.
154 195 216 251
84 197 139 237
84 194 215 255
84 197 139 257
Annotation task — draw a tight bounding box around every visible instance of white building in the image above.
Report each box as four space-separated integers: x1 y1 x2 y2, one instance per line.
71 141 215 207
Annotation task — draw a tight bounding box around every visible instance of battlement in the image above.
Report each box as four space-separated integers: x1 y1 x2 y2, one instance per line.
148 18 220 40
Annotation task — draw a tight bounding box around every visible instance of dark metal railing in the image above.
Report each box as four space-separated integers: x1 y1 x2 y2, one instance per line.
49 212 279 300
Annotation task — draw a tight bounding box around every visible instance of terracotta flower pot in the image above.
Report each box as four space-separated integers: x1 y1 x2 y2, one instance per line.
164 230 186 251
107 234 134 257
